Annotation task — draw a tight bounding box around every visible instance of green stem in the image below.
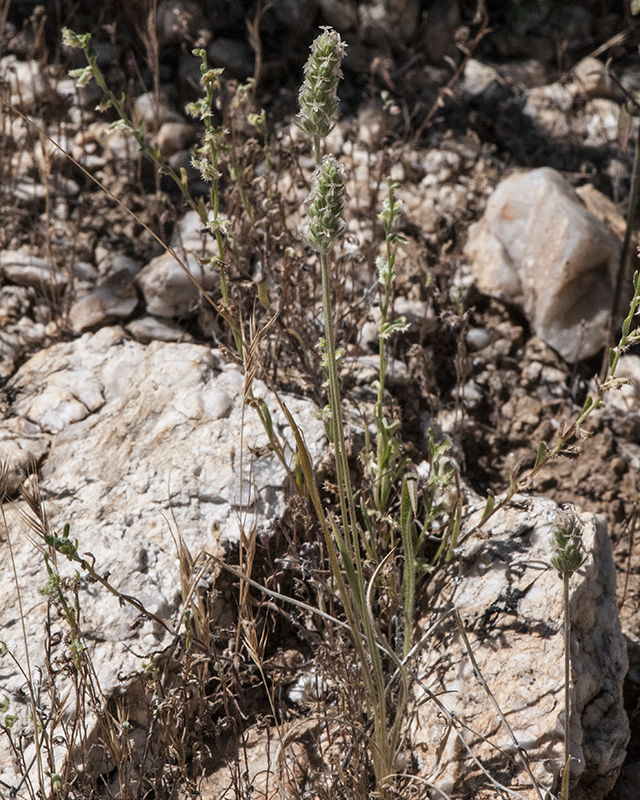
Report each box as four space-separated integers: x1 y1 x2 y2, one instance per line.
320 250 362 580
563 572 571 799
374 189 396 512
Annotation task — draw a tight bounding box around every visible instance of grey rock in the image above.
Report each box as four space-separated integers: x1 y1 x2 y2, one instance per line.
582 98 620 147
524 79 619 147
126 315 192 343
464 168 621 362
0 284 32 322
167 148 201 186
465 326 495 351
575 182 627 240
524 81 577 138
156 121 197 157
138 214 220 318
359 297 435 348
13 175 79 203
110 254 141 277
207 38 254 79
137 251 217 318
0 250 68 290
55 75 103 109
0 329 23 380
411 496 629 800
463 59 502 97
172 208 209 245
0 55 50 111
573 57 618 100
69 270 139 333
73 260 100 281
13 178 47 203
11 316 47 347
134 92 183 131
0 417 50 494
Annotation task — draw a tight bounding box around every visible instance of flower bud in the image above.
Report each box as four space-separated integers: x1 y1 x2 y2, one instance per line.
550 509 586 577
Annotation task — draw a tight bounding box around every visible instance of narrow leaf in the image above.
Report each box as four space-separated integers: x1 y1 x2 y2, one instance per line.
335 528 362 613
445 498 463 562
480 492 495 524
618 104 632 153
401 477 417 658
260 400 274 443
533 441 546 470
406 473 418 516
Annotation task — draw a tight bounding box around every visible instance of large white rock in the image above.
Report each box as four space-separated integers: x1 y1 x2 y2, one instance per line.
465 168 621 362
0 327 325 791
411 496 629 800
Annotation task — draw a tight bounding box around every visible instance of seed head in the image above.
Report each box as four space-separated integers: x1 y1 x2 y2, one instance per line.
305 155 348 252
551 509 586 577
297 27 347 138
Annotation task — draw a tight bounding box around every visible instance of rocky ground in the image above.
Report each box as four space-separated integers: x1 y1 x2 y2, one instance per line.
1 1 640 799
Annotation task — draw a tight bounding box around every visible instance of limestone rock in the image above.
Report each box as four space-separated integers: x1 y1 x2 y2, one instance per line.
137 212 220 318
575 183 627 240
137 250 217 318
0 417 50 494
0 284 32 324
0 249 68 290
0 56 50 110
463 59 502 96
126 315 192 343
464 167 621 362
573 57 618 100
0 327 325 789
411 496 629 800
69 269 139 333
0 329 23 379
524 80 619 146
134 92 183 130
156 121 197 158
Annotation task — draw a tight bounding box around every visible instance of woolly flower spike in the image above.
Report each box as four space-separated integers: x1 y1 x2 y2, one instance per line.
297 27 347 138
551 509 587 577
306 155 348 253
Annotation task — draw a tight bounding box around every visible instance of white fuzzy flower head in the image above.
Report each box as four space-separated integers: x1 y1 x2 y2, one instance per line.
305 155 348 253
296 27 347 138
